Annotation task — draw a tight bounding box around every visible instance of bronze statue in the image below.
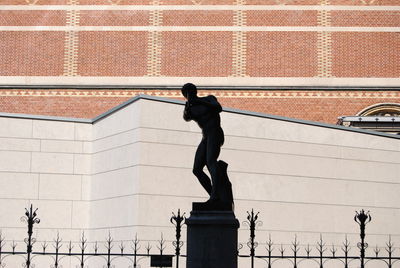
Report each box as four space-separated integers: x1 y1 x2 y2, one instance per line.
181 83 233 210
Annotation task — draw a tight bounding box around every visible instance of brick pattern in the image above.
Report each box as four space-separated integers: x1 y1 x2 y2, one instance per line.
146 0 163 76
1 0 400 4
331 11 400 27
1 1 400 78
246 0 320 4
78 0 151 4
332 32 400 78
77 31 148 76
162 11 233 26
161 32 233 77
79 11 150 26
330 0 399 4
246 11 318 26
0 32 65 76
247 32 318 77
0 11 66 26
316 0 333 78
163 0 235 4
231 0 247 77
63 1 81 77
316 32 333 77
1 0 68 4
0 89 399 124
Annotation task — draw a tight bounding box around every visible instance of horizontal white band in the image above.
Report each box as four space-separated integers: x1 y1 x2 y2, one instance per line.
1 5 400 11
1 76 400 87
0 26 399 32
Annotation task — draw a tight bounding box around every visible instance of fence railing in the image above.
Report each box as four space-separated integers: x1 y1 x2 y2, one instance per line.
240 209 399 268
0 205 398 268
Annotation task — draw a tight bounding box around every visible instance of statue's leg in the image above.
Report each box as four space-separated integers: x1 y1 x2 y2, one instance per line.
193 138 212 195
206 134 222 201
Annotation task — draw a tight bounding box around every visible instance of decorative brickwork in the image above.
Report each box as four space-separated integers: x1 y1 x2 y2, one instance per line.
63 1 80 77
25 0 39 4
316 32 333 77
231 0 247 77
0 89 399 124
316 0 333 78
146 0 163 76
2 0 400 4
0 0 400 81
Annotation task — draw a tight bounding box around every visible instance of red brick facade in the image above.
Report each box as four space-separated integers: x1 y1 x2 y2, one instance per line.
77 31 148 76
247 32 318 77
332 33 400 78
0 32 65 76
0 89 399 125
0 1 399 78
0 1 399 124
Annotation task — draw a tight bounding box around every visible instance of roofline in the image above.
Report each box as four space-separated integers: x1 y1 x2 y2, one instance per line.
0 112 91 123
0 94 399 140
1 85 400 91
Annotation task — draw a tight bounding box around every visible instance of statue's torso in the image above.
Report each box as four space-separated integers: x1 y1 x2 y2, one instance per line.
189 96 221 134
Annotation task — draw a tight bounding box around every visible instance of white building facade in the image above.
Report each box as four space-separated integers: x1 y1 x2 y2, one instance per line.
0 95 399 268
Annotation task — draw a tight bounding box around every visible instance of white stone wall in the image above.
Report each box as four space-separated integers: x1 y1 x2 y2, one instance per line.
0 97 399 268
0 116 92 267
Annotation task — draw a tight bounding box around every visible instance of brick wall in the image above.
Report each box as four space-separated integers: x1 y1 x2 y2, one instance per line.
0 1 399 80
0 89 399 124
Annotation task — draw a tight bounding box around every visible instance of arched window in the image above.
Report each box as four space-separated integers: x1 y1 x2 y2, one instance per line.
338 103 400 135
356 103 400 117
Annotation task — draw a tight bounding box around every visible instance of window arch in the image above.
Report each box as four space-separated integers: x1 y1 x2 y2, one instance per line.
357 103 400 117
339 103 400 135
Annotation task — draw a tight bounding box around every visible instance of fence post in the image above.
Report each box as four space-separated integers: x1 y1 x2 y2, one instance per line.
132 234 140 268
22 205 40 268
171 209 185 268
355 210 371 268
245 209 260 268
79 232 87 268
0 232 4 267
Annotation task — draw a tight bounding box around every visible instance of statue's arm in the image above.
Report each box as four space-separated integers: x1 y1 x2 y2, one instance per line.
183 102 192 121
193 96 222 113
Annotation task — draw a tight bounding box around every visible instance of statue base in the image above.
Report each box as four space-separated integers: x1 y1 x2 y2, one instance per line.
192 201 233 211
186 209 240 268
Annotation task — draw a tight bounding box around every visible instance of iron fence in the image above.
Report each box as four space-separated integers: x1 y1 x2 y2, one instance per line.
0 205 398 268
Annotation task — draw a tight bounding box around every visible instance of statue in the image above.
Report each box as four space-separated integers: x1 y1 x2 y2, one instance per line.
181 83 233 211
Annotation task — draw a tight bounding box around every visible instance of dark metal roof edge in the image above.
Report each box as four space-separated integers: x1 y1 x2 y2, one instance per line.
1 85 400 91
90 94 184 123
222 107 400 140
0 112 91 123
113 95 400 140
0 95 399 140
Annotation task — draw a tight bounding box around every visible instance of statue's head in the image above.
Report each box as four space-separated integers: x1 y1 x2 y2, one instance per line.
181 83 197 99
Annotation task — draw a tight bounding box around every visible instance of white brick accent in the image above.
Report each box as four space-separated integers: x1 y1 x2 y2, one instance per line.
231 0 247 77
63 0 80 76
146 0 163 77
316 0 333 78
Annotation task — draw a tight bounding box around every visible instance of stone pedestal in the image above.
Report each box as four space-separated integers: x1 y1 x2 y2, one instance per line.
186 210 240 268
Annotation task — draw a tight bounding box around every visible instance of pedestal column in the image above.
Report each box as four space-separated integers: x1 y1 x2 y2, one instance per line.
186 210 240 268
